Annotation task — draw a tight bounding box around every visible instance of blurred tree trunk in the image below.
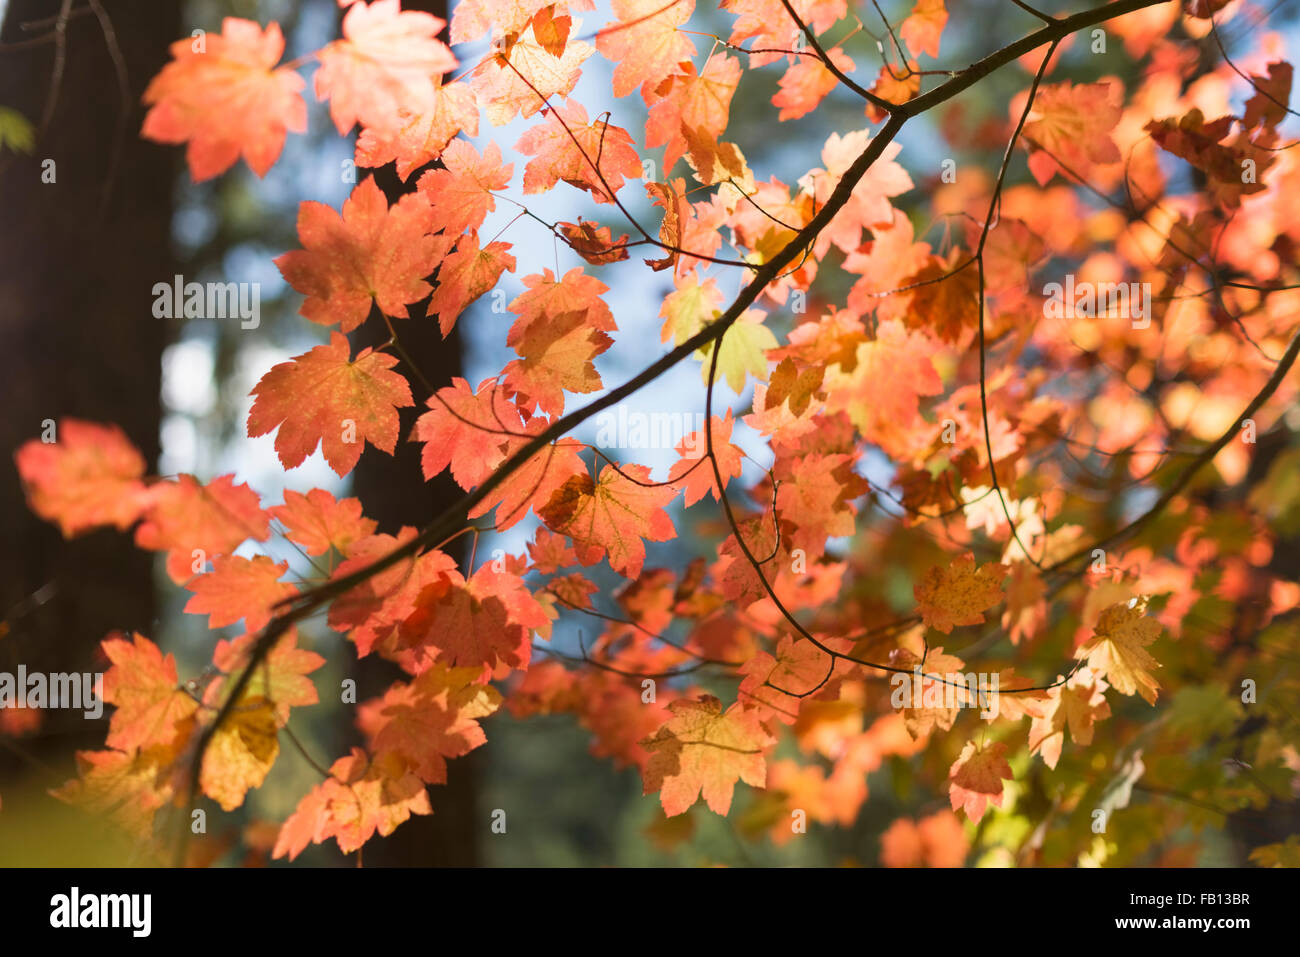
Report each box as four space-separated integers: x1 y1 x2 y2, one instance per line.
346 0 483 867
0 0 178 826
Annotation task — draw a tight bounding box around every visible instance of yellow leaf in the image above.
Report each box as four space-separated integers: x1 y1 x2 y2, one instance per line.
1075 597 1162 705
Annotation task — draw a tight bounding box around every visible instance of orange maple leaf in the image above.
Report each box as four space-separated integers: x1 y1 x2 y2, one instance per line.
101 632 198 754
645 53 740 171
427 233 517 336
141 18 306 181
1027 667 1111 769
314 0 456 136
416 137 514 235
358 663 503 784
737 636 833 725
183 554 298 635
134 474 269 583
274 178 447 332
503 309 613 416
355 79 479 180
270 488 376 557
596 0 697 98
914 552 1010 634
667 411 744 506
515 101 641 203
1022 81 1121 186
273 748 432 859
640 694 772 816
247 331 414 477
538 464 677 578
210 630 324 721
398 565 550 673
15 419 149 537
510 267 617 343
558 220 631 264
948 738 1013 822
773 48 855 121
900 0 948 59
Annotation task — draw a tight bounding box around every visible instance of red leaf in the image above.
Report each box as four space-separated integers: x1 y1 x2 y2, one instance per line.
142 18 306 180
275 177 447 332
247 331 414 477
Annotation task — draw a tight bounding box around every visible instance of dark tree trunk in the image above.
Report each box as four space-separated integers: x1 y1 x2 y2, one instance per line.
0 0 178 846
344 0 483 867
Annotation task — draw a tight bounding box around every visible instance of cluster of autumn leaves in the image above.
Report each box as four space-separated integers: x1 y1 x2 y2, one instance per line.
14 410 1166 855
9 0 1300 862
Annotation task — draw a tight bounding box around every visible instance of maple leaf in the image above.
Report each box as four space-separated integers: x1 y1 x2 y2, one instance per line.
354 79 479 180
1075 597 1162 705
558 220 631 264
510 267 617 341
271 488 376 557
1022 81 1121 186
135 474 270 583
416 138 514 235
471 25 595 127
900 248 980 343
1027 667 1111 769
503 308 613 416
100 633 198 754
596 0 697 98
775 452 868 555
52 749 172 840
398 565 550 673
1002 560 1048 645
467 432 588 531
866 61 920 122
888 646 968 740
765 357 824 417
737 637 832 725
948 739 1013 823
660 274 722 344
538 464 676 578
515 101 641 203
532 7 573 57
1243 62 1293 130
640 694 772 816
200 694 280 812
900 0 947 59
314 0 456 136
645 179 686 271
426 233 517 336
667 411 743 505
1145 110 1273 208
15 418 149 537
646 53 741 171
914 553 1010 634
358 663 503 783
183 554 298 634
683 128 753 190
273 748 432 859
824 320 942 456
414 377 526 489
326 531 458 656
773 48 855 121
211 630 325 721
274 177 446 332
700 310 778 393
141 18 306 181
808 129 912 257
247 331 414 477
